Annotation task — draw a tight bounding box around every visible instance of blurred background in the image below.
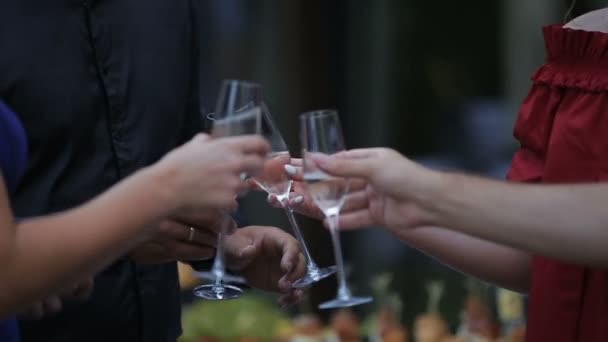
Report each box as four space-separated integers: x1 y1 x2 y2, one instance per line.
180 1 605 341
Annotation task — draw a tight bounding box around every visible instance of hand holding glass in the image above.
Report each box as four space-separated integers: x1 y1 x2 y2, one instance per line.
193 80 262 300
300 110 373 309
252 104 336 288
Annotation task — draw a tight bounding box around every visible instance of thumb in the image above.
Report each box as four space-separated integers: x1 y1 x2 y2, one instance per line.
192 133 211 143
314 152 375 179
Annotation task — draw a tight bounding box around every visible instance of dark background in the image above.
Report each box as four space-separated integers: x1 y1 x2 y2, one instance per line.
191 0 603 330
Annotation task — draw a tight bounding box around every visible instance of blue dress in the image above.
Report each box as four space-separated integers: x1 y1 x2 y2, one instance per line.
0 100 27 342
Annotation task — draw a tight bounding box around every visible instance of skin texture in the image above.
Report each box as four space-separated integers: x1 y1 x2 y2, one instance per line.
0 134 273 318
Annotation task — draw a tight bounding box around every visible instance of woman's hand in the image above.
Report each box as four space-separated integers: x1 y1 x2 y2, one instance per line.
155 133 270 215
259 158 367 219
313 148 443 231
258 148 442 232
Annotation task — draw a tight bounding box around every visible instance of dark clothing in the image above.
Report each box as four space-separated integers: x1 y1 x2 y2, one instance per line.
0 1 201 341
0 100 27 341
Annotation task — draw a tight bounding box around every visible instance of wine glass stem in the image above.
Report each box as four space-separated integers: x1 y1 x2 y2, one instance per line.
327 213 352 300
282 205 319 273
212 232 226 286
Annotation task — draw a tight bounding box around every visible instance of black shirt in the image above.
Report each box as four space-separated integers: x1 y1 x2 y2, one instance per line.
0 1 201 341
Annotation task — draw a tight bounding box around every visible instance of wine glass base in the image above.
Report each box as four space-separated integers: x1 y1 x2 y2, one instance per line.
292 266 337 289
193 284 243 301
319 296 373 310
192 271 247 285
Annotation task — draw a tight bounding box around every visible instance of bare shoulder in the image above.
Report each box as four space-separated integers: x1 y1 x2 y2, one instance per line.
564 8 608 33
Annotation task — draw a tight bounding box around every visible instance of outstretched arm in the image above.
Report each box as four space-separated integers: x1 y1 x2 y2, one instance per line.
0 167 171 318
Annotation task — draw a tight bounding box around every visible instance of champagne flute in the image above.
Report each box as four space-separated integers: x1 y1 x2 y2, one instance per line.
191 112 249 287
252 104 336 288
300 109 373 309
193 80 263 300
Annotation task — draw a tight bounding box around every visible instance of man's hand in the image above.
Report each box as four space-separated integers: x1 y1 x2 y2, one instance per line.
18 278 94 320
224 226 306 307
129 210 234 264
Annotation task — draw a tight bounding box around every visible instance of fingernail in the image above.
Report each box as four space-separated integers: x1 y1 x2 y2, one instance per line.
293 196 303 204
284 165 297 176
266 194 273 203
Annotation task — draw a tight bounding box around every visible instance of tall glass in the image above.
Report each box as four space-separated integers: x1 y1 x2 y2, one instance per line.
252 104 336 288
193 80 262 300
300 110 373 309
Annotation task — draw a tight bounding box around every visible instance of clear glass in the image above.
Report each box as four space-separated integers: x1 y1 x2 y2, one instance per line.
252 104 336 289
300 110 373 309
193 80 263 300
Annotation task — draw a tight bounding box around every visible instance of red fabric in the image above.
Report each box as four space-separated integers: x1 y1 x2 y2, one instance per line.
507 25 608 342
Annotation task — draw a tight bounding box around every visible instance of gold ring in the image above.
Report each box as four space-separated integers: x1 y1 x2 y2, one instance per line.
187 227 195 242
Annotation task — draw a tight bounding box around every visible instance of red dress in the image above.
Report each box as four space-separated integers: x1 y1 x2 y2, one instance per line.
508 25 608 341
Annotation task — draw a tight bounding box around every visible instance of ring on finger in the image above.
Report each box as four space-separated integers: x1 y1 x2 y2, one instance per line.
187 227 196 242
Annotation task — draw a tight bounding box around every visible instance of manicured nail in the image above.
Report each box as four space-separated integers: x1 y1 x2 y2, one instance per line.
284 165 297 176
293 196 304 204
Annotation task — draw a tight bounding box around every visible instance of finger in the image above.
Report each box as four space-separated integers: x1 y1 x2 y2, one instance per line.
238 155 265 175
289 158 303 167
281 253 307 289
314 153 376 179
348 178 367 192
286 192 324 219
334 148 378 160
222 218 238 236
224 135 271 155
191 133 211 144
284 164 304 181
42 296 63 315
210 193 241 212
341 190 369 213
279 289 305 309
176 210 225 232
266 194 283 208
189 228 219 246
287 193 304 207
161 221 218 247
247 178 264 191
324 211 375 230
280 239 301 275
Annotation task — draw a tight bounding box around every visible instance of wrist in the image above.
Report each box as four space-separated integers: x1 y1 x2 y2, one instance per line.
413 169 453 226
141 163 180 217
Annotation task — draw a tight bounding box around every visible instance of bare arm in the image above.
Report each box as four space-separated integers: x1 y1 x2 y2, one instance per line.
393 227 531 293
425 173 608 268
277 157 532 292
0 167 173 318
0 134 268 318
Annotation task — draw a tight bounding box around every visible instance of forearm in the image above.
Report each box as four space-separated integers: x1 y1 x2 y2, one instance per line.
0 166 173 316
393 226 531 292
426 173 608 267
